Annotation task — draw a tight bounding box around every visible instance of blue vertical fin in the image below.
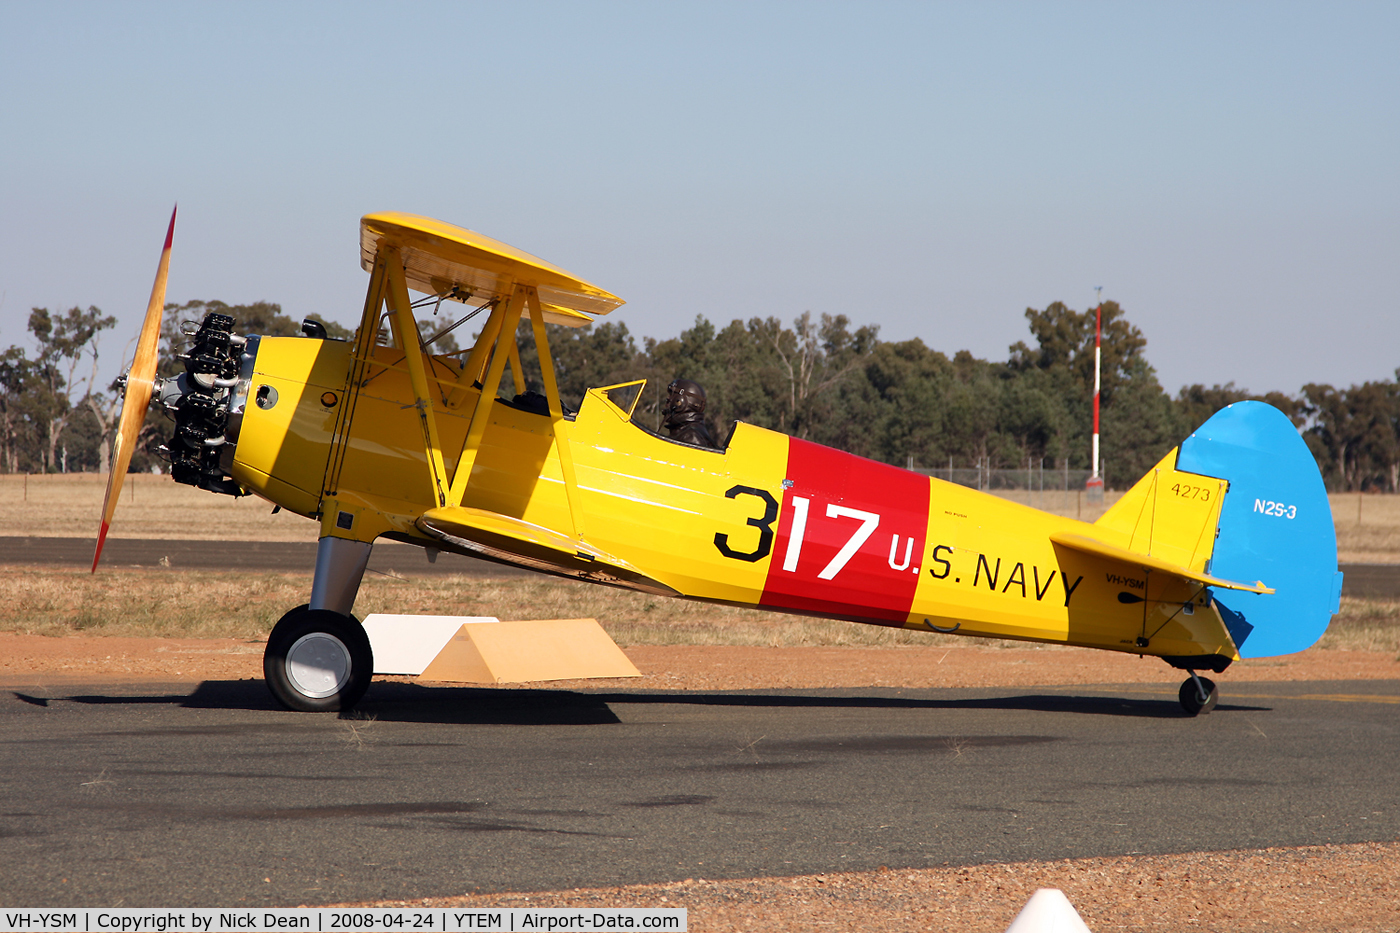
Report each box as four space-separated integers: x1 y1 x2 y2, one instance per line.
1176 401 1341 658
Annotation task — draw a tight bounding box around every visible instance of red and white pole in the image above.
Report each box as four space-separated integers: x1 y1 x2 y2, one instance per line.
1091 301 1101 481
1086 290 1104 499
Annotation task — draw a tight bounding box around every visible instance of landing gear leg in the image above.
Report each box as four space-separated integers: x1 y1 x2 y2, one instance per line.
263 537 375 712
309 536 373 616
1178 672 1219 717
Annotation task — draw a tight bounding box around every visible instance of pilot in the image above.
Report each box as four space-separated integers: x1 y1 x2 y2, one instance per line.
663 378 717 448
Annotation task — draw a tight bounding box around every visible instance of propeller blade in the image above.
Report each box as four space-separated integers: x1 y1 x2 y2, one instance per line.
93 205 177 572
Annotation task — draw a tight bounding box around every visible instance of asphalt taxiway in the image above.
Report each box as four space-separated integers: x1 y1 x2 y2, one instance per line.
1 677 1396 906
1 536 527 577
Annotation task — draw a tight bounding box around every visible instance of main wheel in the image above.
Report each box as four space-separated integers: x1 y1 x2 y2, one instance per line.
264 606 373 712
1178 676 1219 716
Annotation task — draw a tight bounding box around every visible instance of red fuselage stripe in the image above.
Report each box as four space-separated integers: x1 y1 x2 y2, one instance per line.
759 438 929 623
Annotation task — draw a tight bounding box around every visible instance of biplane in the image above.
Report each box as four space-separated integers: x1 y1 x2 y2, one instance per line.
94 209 1344 716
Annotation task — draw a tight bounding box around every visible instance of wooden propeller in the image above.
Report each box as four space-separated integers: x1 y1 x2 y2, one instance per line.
92 206 177 571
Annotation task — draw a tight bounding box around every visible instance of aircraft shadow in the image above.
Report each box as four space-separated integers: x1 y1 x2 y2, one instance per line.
570 689 1267 721
596 690 1268 720
13 681 1270 723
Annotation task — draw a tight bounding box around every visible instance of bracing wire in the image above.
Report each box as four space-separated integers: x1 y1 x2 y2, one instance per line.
422 298 496 350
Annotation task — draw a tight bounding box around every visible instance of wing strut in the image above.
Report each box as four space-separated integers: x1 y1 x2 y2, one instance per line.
458 295 508 390
525 285 585 541
437 284 586 543
323 251 389 499
384 247 452 507
445 285 524 505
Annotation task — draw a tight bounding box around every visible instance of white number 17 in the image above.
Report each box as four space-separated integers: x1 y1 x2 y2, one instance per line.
782 496 881 580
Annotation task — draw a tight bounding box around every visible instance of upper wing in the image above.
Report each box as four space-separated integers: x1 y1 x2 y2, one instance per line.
360 212 624 326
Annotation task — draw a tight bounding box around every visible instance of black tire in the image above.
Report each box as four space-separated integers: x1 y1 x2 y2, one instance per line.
1178 676 1219 717
264 606 373 712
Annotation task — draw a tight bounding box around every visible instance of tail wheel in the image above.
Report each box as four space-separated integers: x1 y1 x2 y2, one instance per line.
264 606 373 712
1178 676 1219 717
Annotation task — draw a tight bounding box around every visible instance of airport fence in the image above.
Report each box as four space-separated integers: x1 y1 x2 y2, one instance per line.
907 462 1110 519
908 463 1105 493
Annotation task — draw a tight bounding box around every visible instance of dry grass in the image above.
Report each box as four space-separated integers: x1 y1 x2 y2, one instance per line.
1322 596 1400 654
1333 492 1400 562
976 488 1119 521
5 566 1397 655
0 473 319 542
8 476 1399 562
0 568 311 639
0 566 966 647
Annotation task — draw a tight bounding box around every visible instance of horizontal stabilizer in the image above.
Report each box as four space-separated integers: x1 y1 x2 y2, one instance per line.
417 505 678 597
1049 532 1274 595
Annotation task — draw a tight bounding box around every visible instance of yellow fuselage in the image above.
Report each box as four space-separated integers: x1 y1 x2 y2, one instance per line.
229 335 1237 664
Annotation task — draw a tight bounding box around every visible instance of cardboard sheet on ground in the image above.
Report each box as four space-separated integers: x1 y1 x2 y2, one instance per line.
363 614 640 683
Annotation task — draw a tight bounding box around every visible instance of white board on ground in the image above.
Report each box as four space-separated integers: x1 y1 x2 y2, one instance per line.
363 614 499 675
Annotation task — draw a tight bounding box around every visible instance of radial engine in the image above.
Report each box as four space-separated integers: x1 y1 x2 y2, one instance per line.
152 312 257 497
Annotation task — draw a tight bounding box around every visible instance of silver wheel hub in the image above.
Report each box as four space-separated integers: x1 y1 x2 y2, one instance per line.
286 632 352 698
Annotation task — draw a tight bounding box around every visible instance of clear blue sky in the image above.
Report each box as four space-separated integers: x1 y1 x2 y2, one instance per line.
2 1 1396 397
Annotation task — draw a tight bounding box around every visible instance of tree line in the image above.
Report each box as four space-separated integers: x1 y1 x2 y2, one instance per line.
2 297 1395 491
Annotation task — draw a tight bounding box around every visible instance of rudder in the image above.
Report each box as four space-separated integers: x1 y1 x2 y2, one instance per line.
1175 401 1342 658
